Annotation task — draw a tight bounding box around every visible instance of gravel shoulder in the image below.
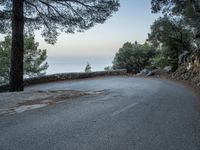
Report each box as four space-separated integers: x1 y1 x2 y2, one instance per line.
0 89 105 116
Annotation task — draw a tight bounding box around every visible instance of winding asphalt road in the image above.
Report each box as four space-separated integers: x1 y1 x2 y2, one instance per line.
0 77 200 150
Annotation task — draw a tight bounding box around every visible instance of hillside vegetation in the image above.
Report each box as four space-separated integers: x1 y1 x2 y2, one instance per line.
112 0 200 88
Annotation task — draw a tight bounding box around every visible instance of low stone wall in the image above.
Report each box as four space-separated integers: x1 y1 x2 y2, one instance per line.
0 69 127 92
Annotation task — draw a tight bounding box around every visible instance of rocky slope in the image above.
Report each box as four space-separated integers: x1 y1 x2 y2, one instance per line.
170 64 200 88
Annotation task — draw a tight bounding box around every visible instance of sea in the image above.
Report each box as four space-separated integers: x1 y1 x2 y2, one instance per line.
46 56 113 75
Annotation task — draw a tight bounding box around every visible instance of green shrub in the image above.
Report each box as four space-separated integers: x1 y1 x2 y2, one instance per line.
152 55 170 69
104 66 113 71
84 63 92 72
113 42 156 73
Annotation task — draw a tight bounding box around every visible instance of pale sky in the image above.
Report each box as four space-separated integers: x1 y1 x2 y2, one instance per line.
0 0 161 73
33 0 160 59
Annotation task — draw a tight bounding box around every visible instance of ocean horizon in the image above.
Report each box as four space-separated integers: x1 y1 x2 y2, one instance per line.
46 56 113 75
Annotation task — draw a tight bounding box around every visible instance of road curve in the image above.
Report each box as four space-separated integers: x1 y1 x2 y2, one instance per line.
0 77 200 150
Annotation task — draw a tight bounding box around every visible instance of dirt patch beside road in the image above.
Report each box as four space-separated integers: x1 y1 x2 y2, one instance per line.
0 89 106 116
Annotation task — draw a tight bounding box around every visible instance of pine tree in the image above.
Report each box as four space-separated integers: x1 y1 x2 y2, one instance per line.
0 35 48 85
0 0 119 91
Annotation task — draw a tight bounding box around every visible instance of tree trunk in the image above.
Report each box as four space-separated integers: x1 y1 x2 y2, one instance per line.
9 0 24 92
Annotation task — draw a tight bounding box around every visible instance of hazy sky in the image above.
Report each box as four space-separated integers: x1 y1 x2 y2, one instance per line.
33 0 160 59
0 0 160 60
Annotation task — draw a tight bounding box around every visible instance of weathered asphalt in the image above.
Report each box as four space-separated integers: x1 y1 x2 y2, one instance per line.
0 77 200 150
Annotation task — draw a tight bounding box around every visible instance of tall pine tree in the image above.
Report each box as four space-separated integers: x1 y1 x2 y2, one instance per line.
0 0 119 91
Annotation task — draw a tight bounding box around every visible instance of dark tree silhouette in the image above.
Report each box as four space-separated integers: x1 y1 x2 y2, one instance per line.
0 0 119 92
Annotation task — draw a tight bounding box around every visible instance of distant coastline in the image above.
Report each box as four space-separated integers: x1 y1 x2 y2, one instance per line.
46 56 113 74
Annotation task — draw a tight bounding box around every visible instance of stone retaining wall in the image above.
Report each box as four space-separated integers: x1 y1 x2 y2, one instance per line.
0 69 127 92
